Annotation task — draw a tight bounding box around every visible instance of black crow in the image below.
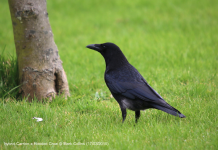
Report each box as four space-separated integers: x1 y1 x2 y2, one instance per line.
86 42 185 123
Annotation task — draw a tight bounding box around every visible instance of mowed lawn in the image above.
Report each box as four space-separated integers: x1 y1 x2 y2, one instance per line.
0 0 218 149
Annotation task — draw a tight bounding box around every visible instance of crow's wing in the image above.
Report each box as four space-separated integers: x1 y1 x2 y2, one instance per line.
105 74 186 117
105 74 163 102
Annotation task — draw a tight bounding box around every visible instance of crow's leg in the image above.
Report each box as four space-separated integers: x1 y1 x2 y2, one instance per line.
117 101 127 123
135 111 140 123
121 108 127 123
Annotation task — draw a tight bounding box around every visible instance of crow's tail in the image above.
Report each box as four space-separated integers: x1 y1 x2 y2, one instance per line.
152 103 186 118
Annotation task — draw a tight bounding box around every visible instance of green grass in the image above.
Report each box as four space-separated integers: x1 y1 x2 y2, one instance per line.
0 0 218 149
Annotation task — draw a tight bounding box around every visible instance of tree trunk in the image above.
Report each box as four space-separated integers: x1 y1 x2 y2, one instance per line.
8 0 70 101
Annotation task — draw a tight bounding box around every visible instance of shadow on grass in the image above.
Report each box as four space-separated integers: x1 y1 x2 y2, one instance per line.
0 47 20 100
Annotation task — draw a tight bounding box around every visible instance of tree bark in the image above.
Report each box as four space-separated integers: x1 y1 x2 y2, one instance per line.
8 0 70 101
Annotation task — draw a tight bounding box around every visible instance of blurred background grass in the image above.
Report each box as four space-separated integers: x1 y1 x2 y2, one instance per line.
0 0 218 149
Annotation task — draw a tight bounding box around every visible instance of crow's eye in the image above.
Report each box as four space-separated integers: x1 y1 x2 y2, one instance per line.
101 44 106 48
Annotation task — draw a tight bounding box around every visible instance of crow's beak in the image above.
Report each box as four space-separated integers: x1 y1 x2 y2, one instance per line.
86 44 101 51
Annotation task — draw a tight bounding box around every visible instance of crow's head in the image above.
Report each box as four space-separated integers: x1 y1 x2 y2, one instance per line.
86 42 119 53
86 42 128 67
